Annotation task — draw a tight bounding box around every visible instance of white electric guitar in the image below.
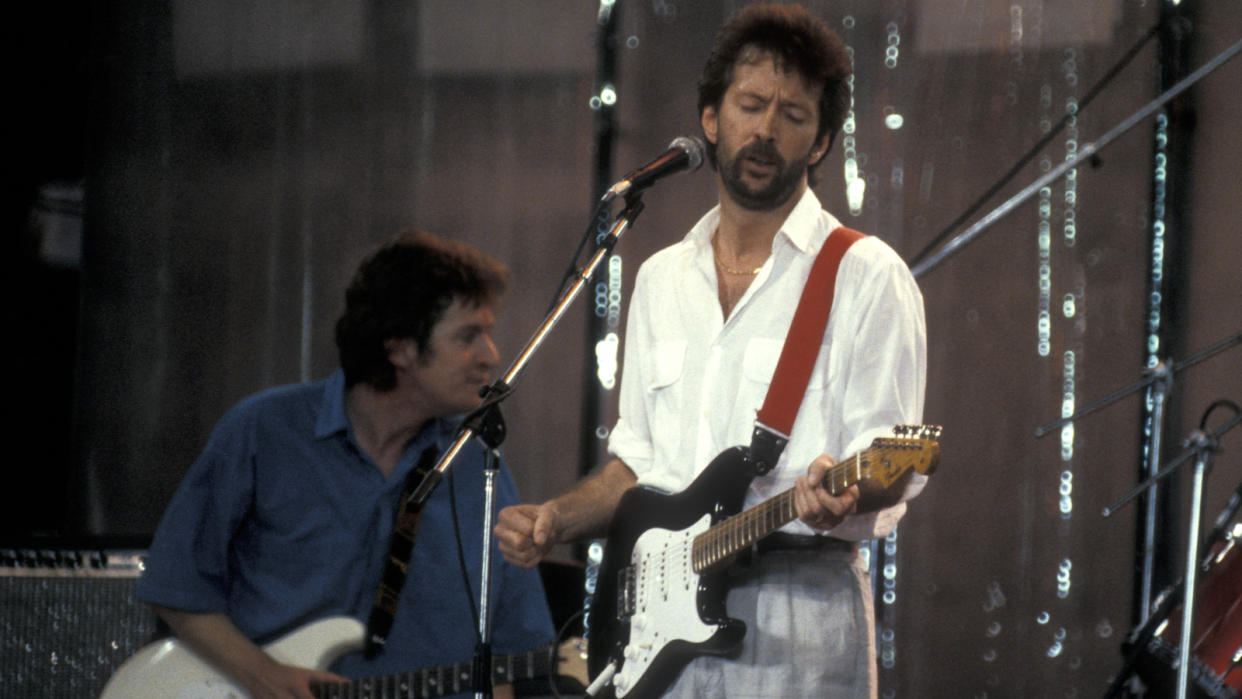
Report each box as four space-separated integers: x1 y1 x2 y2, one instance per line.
102 616 586 698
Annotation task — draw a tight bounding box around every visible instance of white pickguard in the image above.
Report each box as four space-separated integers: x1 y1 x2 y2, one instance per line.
612 513 715 697
100 617 365 698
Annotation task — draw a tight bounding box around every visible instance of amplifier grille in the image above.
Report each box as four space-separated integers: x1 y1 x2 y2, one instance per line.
0 549 158 698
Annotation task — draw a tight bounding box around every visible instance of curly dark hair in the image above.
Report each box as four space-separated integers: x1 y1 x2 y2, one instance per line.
697 4 851 186
334 230 508 390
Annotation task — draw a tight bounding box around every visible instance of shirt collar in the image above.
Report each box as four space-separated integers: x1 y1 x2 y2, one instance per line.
685 187 825 255
779 188 826 253
315 369 351 440
315 369 460 449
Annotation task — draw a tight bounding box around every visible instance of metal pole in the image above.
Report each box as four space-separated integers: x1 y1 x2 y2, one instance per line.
1174 437 1211 699
1138 366 1171 625
582 0 620 478
475 448 500 699
908 34 1242 279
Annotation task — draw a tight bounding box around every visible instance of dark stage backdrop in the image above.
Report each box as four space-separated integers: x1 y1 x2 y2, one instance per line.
13 1 1241 696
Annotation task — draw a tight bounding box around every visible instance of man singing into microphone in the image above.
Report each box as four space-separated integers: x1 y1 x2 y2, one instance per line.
494 5 927 697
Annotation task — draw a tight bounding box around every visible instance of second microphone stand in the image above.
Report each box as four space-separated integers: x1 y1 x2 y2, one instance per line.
409 193 648 698
1099 410 1242 699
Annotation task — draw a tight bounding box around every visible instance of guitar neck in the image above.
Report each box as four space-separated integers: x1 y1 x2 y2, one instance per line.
691 453 867 573
316 644 558 698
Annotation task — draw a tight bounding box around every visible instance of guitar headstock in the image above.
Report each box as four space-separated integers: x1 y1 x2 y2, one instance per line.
893 424 941 440
862 425 942 486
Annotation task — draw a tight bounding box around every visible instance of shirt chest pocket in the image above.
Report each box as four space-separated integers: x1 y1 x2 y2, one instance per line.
645 340 686 449
741 338 832 461
742 338 831 393
646 340 687 391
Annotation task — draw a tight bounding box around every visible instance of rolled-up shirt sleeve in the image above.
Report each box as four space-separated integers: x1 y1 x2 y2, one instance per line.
607 264 656 479
825 237 928 540
135 441 253 613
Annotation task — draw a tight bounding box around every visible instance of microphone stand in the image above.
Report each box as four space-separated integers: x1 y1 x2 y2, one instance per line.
473 446 500 699
1099 411 1242 699
1033 332 1239 698
1036 331 1242 638
404 193 649 697
910 35 1242 279
1034 332 1242 438
1101 468 1242 699
906 19 1162 271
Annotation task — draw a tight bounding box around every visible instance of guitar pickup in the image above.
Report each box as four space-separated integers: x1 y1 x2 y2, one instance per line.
618 565 637 618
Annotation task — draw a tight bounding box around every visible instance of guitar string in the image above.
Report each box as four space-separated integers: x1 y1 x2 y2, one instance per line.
689 438 944 572
689 431 941 574
694 448 887 567
320 644 557 698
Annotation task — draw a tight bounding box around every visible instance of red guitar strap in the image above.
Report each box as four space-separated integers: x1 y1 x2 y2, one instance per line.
749 226 865 474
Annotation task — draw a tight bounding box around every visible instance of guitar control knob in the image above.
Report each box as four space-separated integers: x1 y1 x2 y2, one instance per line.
623 644 637 660
632 613 649 631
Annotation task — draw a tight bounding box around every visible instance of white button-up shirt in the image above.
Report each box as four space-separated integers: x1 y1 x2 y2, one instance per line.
608 188 928 540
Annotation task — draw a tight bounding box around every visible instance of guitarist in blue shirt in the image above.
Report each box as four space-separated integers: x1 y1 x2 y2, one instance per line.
495 5 929 698
134 230 555 698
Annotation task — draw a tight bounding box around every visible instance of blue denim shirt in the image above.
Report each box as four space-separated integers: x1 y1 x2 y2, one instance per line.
136 370 554 684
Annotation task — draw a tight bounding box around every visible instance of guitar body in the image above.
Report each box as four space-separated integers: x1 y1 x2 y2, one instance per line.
585 426 941 698
101 616 365 698
103 615 585 698
588 446 755 698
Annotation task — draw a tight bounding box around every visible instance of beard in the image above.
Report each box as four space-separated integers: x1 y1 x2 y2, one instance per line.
717 139 811 211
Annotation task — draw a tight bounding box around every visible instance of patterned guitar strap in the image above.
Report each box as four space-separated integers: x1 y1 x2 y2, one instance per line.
364 444 440 658
749 226 865 473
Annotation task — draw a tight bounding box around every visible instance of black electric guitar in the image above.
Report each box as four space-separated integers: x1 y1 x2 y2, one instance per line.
586 424 941 698
101 615 587 698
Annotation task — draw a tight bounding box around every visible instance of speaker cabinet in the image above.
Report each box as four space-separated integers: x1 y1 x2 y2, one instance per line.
1 547 157 698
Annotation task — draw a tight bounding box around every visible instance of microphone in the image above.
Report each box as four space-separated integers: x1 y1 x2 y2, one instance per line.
603 136 705 202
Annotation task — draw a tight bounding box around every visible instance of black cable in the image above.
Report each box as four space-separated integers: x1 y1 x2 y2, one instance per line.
547 607 588 699
449 457 592 699
1197 398 1240 432
548 199 613 316
447 466 484 645
1197 399 1242 553
909 20 1162 269
450 464 590 698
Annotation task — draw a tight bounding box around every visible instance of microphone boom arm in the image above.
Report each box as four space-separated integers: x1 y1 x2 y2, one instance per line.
405 195 647 508
911 35 1242 279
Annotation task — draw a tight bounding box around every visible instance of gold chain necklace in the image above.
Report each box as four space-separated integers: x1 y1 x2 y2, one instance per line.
713 247 765 275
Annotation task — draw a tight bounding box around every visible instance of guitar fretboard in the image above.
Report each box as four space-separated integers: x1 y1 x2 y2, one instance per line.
690 452 867 573
313 644 558 699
